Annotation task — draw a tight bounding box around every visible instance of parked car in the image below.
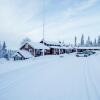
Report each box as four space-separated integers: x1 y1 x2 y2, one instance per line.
84 50 96 55
76 52 89 57
76 50 96 57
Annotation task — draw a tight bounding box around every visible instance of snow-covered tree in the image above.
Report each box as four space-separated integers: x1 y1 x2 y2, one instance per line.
86 36 93 47
0 42 2 50
7 50 16 58
1 41 9 60
0 42 7 58
80 34 84 46
21 38 31 46
0 42 2 58
59 41 61 44
93 38 97 46
7 50 12 58
97 36 100 46
4 53 9 60
74 36 77 47
86 36 90 46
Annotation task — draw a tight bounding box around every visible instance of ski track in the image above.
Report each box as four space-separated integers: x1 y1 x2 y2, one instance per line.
85 55 100 100
0 53 100 100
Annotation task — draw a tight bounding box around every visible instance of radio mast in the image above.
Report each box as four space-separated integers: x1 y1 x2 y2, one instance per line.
42 0 45 56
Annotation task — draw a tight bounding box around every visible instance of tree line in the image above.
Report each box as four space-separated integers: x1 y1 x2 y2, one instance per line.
74 34 100 47
0 41 16 60
0 35 100 60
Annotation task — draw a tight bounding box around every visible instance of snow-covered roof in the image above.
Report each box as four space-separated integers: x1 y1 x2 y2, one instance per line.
13 50 33 58
49 46 61 49
76 46 100 50
30 42 49 49
22 41 50 49
41 40 71 49
61 45 74 49
62 46 71 49
19 50 33 58
48 46 73 49
42 40 61 46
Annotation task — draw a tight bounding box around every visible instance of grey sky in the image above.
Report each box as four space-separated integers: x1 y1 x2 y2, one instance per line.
0 0 100 47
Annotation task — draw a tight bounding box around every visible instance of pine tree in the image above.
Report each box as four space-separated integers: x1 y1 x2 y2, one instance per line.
93 38 97 46
97 36 100 46
80 34 84 46
0 42 2 50
86 36 93 47
0 42 2 58
74 36 77 47
2 41 7 58
86 36 91 46
2 41 6 50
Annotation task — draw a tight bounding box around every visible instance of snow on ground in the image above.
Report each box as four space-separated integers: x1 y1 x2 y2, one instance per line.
0 52 100 100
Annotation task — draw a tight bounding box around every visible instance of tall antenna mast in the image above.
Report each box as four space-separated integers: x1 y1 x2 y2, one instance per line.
42 0 45 56
43 0 45 41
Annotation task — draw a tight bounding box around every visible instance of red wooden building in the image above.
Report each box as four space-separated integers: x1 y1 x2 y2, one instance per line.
20 41 49 57
40 40 69 55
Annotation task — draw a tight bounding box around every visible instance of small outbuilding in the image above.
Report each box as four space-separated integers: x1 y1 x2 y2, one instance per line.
13 50 33 61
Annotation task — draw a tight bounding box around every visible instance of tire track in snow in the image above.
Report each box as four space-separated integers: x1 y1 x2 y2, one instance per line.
81 58 91 100
86 56 100 99
83 57 100 100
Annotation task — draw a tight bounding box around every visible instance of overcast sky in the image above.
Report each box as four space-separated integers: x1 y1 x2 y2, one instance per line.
0 0 100 47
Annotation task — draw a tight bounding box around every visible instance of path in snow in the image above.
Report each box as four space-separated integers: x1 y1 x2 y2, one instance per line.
0 53 100 100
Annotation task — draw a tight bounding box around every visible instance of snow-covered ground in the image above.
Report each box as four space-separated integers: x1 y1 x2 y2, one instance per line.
0 52 100 100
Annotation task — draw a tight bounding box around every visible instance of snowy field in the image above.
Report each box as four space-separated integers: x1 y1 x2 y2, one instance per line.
0 52 100 100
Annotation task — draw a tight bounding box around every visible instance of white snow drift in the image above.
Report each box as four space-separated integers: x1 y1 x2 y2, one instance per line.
0 52 100 100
